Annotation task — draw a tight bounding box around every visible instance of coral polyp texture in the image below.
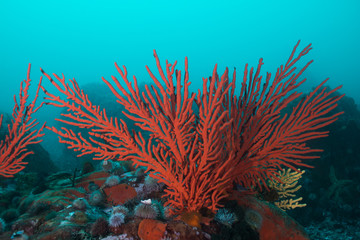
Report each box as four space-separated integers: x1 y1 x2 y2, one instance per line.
40 41 343 215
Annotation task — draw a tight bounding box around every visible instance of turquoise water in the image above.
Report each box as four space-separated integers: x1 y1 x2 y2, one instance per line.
1 1 360 239
1 0 359 111
1 0 359 188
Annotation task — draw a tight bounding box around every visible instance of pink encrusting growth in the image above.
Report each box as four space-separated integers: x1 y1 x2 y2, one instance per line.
0 64 45 177
40 41 343 214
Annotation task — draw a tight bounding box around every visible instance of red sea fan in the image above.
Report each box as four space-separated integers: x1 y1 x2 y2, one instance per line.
39 41 343 214
0 64 45 177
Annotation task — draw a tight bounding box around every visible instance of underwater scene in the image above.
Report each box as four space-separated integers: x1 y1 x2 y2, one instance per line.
1 1 360 240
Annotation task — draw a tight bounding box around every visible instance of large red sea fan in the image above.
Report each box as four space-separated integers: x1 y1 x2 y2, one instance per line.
39 41 343 214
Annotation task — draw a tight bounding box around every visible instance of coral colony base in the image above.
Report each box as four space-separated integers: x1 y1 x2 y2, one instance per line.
0 41 343 239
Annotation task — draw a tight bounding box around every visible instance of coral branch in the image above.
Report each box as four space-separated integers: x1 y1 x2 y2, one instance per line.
225 41 344 190
0 64 45 177
40 41 343 214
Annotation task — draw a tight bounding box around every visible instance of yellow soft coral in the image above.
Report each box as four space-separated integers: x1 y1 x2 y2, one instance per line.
268 168 306 210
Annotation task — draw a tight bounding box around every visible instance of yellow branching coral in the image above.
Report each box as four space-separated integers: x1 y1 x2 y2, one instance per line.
268 168 306 210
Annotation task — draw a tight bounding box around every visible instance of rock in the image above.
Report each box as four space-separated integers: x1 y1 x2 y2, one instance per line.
230 192 310 240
